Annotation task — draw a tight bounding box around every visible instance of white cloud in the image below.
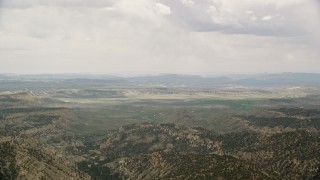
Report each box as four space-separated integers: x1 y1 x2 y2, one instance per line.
155 3 171 15
157 0 319 36
0 0 116 8
245 11 254 15
181 0 195 7
261 15 273 21
0 0 319 74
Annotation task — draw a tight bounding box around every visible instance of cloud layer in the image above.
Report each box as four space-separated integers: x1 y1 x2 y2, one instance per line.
0 0 319 74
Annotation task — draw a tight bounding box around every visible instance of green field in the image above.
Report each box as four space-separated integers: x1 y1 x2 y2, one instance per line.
68 96 295 135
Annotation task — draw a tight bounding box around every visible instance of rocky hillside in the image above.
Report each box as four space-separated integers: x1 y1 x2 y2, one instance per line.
0 93 89 179
0 139 89 179
76 123 320 179
1 93 320 179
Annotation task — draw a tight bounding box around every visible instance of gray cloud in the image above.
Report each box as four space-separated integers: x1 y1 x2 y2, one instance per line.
0 0 116 9
1 0 317 37
0 0 319 74
158 0 317 37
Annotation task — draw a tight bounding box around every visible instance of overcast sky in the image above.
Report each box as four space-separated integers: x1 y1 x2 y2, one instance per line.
0 0 319 75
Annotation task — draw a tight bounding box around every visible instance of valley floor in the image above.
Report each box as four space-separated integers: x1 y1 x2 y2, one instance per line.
1 86 320 179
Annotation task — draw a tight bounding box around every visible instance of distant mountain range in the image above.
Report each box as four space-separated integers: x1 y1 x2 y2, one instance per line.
1 73 320 88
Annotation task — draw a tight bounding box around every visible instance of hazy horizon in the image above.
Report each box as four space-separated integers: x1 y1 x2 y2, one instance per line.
1 0 320 74
2 71 320 77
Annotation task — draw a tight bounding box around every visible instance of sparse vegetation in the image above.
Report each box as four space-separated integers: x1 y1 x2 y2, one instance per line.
1 79 320 179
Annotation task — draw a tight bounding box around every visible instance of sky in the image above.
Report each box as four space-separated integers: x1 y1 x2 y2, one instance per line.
0 0 319 75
